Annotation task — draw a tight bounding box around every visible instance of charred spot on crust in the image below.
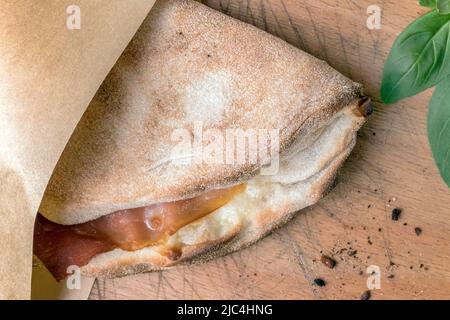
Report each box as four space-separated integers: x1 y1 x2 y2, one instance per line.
166 247 182 261
357 96 374 117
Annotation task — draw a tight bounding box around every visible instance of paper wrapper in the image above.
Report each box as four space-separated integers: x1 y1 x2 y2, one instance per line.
31 259 95 300
0 0 156 299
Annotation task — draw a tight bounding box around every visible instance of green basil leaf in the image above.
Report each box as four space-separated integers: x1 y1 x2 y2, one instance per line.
437 0 450 14
381 10 450 104
428 75 450 187
420 0 437 8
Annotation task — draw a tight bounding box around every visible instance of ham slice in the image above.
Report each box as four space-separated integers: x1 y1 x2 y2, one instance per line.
34 184 245 280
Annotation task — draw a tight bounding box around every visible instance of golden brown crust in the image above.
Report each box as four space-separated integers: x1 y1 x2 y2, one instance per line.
80 102 367 278
39 0 362 225
35 0 369 278
80 142 352 279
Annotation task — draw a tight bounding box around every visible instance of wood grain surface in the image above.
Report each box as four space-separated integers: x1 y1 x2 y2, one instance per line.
89 0 450 299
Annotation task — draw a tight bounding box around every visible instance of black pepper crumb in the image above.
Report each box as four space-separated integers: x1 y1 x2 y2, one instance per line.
360 290 371 300
403 222 408 226
387 274 395 279
420 264 424 268
391 208 402 221
313 278 326 287
414 227 422 236
378 228 382 232
348 250 358 257
321 255 337 269
368 204 372 208
372 132 376 136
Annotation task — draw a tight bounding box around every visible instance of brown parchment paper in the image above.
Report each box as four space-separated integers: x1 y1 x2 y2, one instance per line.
0 0 156 299
31 261 95 300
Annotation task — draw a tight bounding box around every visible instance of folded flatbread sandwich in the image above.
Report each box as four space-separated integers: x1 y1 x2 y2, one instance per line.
34 0 372 280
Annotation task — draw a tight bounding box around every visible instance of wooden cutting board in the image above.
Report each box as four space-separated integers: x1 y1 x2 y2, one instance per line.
89 0 450 299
